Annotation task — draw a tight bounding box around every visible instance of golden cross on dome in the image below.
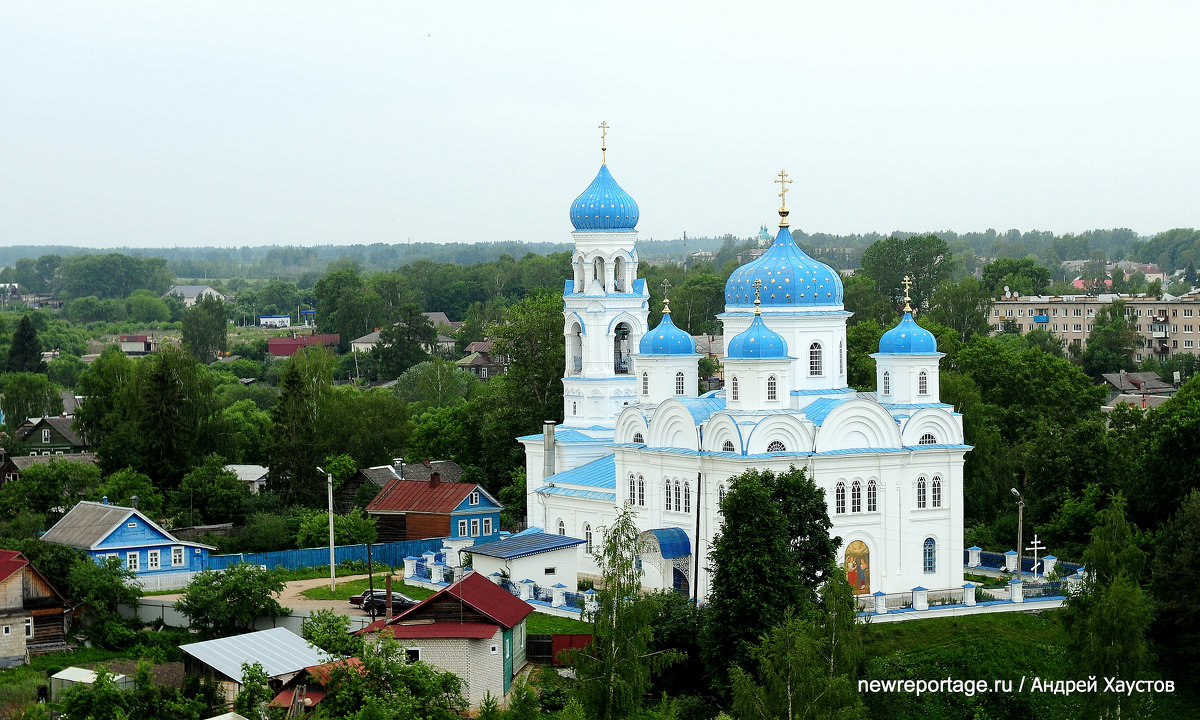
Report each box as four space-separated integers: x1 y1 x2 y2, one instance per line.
774 169 792 228
902 275 913 312
599 120 609 164
660 279 672 313
753 278 764 315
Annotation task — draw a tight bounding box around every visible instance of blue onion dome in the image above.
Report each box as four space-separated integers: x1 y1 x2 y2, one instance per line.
878 312 938 354
726 314 789 359
639 301 696 355
570 164 639 231
724 226 844 307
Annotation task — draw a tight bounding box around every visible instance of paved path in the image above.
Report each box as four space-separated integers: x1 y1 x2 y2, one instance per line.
154 571 400 616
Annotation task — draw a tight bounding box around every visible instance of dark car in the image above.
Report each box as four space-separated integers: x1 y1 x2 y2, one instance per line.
348 589 410 606
361 592 418 615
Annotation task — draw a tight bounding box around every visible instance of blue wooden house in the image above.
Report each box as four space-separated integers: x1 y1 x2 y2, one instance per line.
41 500 213 580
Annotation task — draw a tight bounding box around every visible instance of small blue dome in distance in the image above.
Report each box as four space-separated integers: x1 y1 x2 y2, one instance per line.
725 226 844 307
639 307 696 355
878 312 938 354
570 165 639 231
726 314 789 359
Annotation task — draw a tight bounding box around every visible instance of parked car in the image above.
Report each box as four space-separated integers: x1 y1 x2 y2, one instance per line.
361 592 418 615
348 589 411 606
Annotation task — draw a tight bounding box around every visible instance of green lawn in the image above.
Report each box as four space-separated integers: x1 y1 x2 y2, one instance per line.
0 646 130 715
526 613 592 635
300 575 435 602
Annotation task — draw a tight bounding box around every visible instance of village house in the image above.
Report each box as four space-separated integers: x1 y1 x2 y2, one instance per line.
366 470 501 545
0 550 71 667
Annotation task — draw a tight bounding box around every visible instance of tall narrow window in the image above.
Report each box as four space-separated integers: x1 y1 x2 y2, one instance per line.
835 482 846 514
642 372 649 395
718 484 726 504
767 375 777 400
882 371 891 395
917 478 927 509
675 371 685 395
932 476 942 508
839 339 844 375
629 474 636 501
666 481 672 509
923 538 936 573
683 482 690 513
584 524 593 554
722 440 735 452
674 481 682 512
637 477 645 506
731 376 739 401
851 480 862 513
809 342 823 376
867 479 877 512
557 519 566 535
918 370 929 395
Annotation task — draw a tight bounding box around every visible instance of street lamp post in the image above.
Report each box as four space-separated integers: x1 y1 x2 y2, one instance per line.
318 466 336 592
1011 487 1024 580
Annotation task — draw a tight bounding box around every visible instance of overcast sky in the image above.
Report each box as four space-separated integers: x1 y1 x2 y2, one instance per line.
2 2 1198 249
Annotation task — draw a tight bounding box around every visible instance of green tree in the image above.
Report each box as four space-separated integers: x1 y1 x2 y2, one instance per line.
1062 496 1154 720
58 666 131 720
571 504 682 720
296 507 377 548
845 320 882 391
234 662 273 720
980 257 1051 296
0 372 63 432
396 358 478 409
489 292 564 424
47 354 87 389
0 460 102 520
67 555 142 648
173 563 288 639
859 235 955 311
301 608 365 657
703 467 837 693
172 453 252 525
840 274 893 328
182 293 229 363
375 303 435 379
1149 489 1200 686
927 276 993 343
126 289 171 323
218 398 273 464
94 468 164 517
269 348 333 505
135 344 218 489
6 315 45 373
320 635 465 719
729 576 865 720
1082 300 1138 377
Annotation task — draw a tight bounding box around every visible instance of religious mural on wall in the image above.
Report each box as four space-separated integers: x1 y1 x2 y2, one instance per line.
845 540 870 595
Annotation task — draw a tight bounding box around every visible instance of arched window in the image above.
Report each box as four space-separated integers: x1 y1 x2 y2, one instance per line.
767 375 777 400
918 370 929 395
809 342 823 376
557 519 566 536
642 372 649 396
731 376 739 401
673 481 682 512
584 523 593 554
629 474 635 501
683 482 690 513
851 480 862 513
917 478 927 509
923 537 936 573
637 477 645 506
718 484 726 504
572 401 578 415
932 476 942 508
919 433 936 445
675 371 685 395
722 440 735 453
867 479 877 512
632 432 644 444
839 339 845 375
882 372 891 396
665 480 672 509
835 482 846 514
767 440 786 452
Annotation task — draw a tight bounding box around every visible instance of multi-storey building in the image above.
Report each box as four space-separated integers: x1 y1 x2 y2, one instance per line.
990 293 1200 362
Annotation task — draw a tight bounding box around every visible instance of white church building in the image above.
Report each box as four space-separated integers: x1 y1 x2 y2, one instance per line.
520 146 968 601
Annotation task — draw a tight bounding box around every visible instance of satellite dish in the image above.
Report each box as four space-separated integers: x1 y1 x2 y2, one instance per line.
1004 285 1011 298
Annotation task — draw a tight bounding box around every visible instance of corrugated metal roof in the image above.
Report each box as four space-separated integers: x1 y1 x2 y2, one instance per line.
384 572 532 629
535 487 617 502
0 549 28 583
648 528 690 559
545 454 616 489
677 396 725 424
180 627 329 683
382 622 499 639
469 532 585 560
11 452 96 471
366 478 495 514
41 501 134 549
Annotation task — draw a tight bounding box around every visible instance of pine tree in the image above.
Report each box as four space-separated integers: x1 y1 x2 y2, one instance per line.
6 314 45 373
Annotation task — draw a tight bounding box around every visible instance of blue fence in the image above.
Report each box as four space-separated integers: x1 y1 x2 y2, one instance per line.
208 538 445 572
967 550 1082 576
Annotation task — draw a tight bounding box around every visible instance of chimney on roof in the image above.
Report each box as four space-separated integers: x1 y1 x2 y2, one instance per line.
423 459 431 468
102 496 108 505
131 495 138 509
392 457 404 479
543 421 556 480
430 472 441 486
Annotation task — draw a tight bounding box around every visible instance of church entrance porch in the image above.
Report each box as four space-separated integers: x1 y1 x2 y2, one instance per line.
636 528 692 596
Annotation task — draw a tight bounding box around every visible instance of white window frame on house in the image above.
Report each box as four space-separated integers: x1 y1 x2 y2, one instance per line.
882 372 891 396
809 342 823 376
731 376 739 400
42 429 51 443
405 648 421 663
147 549 160 570
932 476 942 508
458 520 468 537
867 479 877 512
918 370 928 395
482 517 493 536
172 546 184 566
557 519 565 535
637 476 645 506
767 375 777 401
469 491 479 506
917 478 927 509
675 372 685 395
470 518 480 537
2 626 9 636
25 617 32 638
127 552 139 572
835 482 845 514
851 480 861 512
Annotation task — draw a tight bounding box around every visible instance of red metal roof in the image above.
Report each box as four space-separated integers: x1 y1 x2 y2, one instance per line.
398 572 532 629
380 622 499 640
267 334 340 356
269 689 327 708
0 549 28 584
366 477 478 515
305 657 363 684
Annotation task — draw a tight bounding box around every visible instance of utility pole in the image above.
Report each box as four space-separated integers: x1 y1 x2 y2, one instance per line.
318 467 336 592
1011 487 1024 580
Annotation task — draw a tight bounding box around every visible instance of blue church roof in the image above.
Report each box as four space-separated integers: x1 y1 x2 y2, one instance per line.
470 532 585 560
726 314 789 359
647 527 691 559
570 164 639 232
544 453 616 489
725 226 843 308
639 310 696 355
878 312 938 354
